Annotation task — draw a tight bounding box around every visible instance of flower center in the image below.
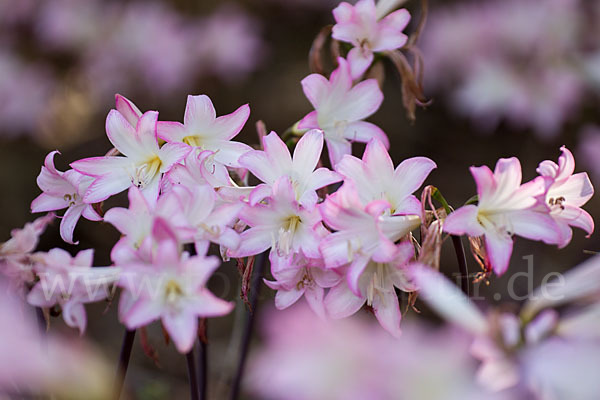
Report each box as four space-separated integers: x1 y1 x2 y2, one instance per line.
548 196 566 211
132 156 162 188
63 193 79 207
183 136 202 147
275 215 302 256
366 263 387 307
164 279 184 305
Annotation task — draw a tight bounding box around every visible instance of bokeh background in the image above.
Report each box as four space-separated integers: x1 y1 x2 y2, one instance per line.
2 0 600 398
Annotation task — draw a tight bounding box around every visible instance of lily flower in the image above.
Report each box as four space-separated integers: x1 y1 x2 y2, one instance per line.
31 151 101 244
230 177 327 268
27 248 118 334
71 110 190 204
298 57 388 165
157 94 251 168
332 0 411 78
239 130 342 208
117 219 233 353
336 137 436 215
443 157 561 276
536 145 594 247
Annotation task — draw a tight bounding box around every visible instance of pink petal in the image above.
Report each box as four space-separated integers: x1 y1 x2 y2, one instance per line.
443 205 485 237
263 132 292 172
71 156 133 177
338 79 384 122
347 256 370 296
392 156 437 197
324 281 365 319
105 109 140 159
372 290 402 338
363 138 394 177
301 74 331 109
232 227 273 258
83 173 131 203
292 129 323 179
485 231 513 276
157 121 187 143
31 193 69 213
304 285 326 320
158 143 191 173
189 290 234 317
123 299 162 329
115 94 142 127
209 140 252 168
211 103 250 140
508 210 561 245
60 204 85 244
297 110 319 130
332 2 354 24
162 311 198 353
274 287 304 309
343 121 388 146
62 301 87 334
470 165 496 200
347 47 373 79
184 95 216 127
325 137 352 166
239 150 277 184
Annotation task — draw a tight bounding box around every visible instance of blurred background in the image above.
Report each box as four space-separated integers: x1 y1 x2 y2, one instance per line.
2 0 600 398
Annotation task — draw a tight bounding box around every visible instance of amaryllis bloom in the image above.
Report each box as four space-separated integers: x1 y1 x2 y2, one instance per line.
264 258 342 319
336 138 435 215
104 187 192 263
536 146 594 247
0 213 54 290
319 181 420 272
71 110 190 204
325 240 415 337
167 185 243 252
117 219 233 353
231 177 327 268
157 94 251 168
443 157 561 276
27 248 118 334
332 0 411 78
239 130 342 208
298 57 388 165
31 151 101 244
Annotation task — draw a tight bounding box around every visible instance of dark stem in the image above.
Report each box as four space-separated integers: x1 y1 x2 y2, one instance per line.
112 329 136 400
198 321 208 400
186 350 200 400
229 252 267 400
451 235 470 296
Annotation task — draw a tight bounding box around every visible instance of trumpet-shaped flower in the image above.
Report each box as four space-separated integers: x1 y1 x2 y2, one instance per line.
117 219 233 353
239 130 342 208
336 138 435 215
332 0 411 78
444 158 561 276
157 94 251 168
27 248 118 334
264 258 342 319
325 240 415 337
298 57 388 165
536 146 594 247
31 151 101 244
230 177 326 268
71 110 190 204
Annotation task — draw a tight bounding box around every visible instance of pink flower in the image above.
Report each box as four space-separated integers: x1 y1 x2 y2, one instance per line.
298 57 388 165
31 151 101 244
443 157 561 276
117 219 233 353
71 110 190 204
332 0 411 78
324 240 416 337
104 187 192 263
231 177 327 268
0 214 54 290
157 94 251 168
264 257 342 319
27 248 118 334
239 130 342 208
336 137 435 215
536 146 594 247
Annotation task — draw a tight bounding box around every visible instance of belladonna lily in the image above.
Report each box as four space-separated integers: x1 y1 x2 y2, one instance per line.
536 145 594 247
239 130 342 208
332 0 411 78
31 151 101 244
264 257 342 319
324 240 416 337
27 248 118 334
443 157 561 276
117 219 233 353
336 137 436 215
229 177 327 269
298 57 388 165
71 110 190 205
157 94 252 168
